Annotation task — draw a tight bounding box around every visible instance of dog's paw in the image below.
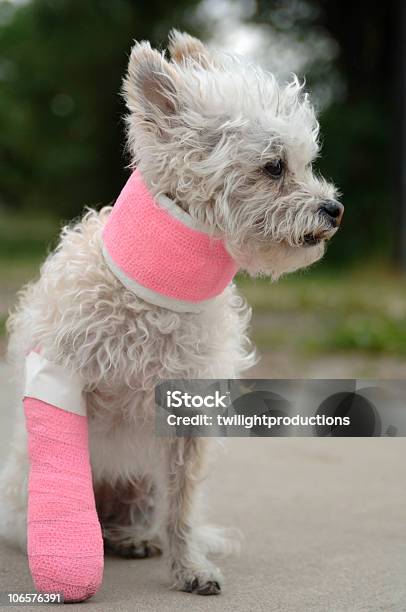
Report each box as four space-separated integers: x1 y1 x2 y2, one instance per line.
171 561 223 596
183 578 221 596
105 539 161 559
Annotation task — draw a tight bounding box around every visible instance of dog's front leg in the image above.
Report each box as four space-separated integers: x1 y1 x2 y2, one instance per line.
23 351 103 602
165 438 222 596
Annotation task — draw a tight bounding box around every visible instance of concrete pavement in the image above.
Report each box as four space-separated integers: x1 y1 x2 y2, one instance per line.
0 362 405 611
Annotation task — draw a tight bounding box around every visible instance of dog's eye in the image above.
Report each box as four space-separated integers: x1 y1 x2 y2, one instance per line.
264 159 284 179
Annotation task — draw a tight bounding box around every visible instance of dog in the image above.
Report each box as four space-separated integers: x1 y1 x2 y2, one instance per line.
0 31 343 597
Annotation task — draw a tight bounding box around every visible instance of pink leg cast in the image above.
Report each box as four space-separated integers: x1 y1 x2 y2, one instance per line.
24 397 103 602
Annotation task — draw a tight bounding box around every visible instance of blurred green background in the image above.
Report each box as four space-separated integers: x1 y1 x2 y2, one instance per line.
1 0 406 376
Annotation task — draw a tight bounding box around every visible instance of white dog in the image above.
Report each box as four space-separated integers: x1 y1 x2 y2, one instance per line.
0 31 342 596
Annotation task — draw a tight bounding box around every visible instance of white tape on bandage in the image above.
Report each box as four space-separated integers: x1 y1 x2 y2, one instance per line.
24 352 86 416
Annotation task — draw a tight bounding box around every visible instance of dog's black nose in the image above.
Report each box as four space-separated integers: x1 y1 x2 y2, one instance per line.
319 200 344 224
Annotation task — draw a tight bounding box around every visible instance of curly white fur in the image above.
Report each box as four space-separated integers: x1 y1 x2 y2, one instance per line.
0 30 341 595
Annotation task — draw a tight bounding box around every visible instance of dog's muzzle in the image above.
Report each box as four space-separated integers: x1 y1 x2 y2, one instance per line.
303 200 344 247
318 200 344 227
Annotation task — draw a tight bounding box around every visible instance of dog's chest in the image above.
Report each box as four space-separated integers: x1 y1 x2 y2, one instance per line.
88 409 162 483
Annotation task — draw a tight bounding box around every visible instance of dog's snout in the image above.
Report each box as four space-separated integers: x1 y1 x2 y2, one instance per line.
319 200 344 224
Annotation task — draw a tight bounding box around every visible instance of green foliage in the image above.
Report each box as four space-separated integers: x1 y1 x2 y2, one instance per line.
320 315 406 355
0 209 60 260
316 99 394 263
0 0 199 217
238 266 406 356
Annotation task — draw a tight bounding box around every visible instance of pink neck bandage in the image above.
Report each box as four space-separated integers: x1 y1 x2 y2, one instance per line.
102 171 238 312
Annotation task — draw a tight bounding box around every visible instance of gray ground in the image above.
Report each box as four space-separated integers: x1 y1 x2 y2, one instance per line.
0 362 405 611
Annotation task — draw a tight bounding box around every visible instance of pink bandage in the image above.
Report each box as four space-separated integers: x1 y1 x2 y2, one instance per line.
24 355 103 602
102 170 238 312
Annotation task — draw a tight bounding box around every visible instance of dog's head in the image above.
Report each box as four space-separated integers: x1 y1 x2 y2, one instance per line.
123 31 343 280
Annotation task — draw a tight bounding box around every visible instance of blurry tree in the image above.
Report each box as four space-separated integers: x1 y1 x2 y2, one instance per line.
0 0 199 217
395 0 406 269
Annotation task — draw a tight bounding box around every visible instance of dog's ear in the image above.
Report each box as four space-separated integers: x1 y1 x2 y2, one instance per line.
168 30 214 68
123 41 178 123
